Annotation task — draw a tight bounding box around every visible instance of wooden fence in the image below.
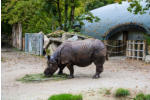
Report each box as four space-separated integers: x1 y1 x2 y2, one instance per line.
126 40 146 60
106 40 126 56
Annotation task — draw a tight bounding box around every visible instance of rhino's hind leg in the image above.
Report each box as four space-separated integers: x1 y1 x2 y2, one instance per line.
93 65 103 79
67 64 74 79
93 57 105 79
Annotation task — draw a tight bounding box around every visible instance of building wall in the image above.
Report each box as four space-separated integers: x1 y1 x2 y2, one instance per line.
128 31 144 40
110 32 123 40
109 30 145 40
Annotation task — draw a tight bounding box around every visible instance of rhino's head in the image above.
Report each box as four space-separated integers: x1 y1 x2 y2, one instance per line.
44 55 58 77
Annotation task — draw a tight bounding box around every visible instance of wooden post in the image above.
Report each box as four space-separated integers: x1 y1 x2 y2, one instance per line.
25 33 29 52
12 24 17 48
126 41 128 58
132 40 135 59
18 22 22 50
143 40 146 60
137 40 140 60
129 40 131 59
22 37 25 51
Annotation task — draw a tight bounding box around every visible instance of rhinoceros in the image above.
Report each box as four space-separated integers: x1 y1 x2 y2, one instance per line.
44 38 107 79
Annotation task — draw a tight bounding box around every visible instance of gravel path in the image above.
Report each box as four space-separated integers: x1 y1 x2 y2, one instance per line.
1 49 150 100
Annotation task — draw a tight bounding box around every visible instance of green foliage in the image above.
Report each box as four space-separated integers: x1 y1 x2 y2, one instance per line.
1 0 117 36
75 12 100 27
133 93 150 100
117 0 150 15
48 94 82 100
145 94 150 100
144 34 150 45
85 0 114 11
2 0 103 34
2 0 52 35
46 49 51 55
115 88 130 97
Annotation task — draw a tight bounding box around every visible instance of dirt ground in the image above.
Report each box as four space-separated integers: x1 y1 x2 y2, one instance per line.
1 48 150 100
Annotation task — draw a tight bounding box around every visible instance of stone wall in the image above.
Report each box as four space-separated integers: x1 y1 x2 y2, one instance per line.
43 30 89 55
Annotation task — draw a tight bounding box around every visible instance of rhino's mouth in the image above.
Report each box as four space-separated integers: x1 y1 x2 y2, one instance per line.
44 70 53 77
44 74 52 77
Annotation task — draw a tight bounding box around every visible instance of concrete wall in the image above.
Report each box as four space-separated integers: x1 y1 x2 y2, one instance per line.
110 30 145 40
128 31 144 40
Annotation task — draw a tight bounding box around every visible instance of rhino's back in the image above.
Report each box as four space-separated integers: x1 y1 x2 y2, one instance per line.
71 38 105 54
60 39 105 66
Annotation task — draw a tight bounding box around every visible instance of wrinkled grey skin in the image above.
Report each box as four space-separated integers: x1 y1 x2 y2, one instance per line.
44 38 107 79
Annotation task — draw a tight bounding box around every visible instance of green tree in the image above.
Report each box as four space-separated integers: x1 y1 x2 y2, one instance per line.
1 0 104 35
127 0 150 14
2 0 52 34
85 0 114 11
115 0 150 14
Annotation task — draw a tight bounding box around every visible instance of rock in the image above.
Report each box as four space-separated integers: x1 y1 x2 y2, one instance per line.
145 55 150 63
43 35 49 49
48 43 58 55
62 33 73 42
68 35 79 41
43 30 89 55
47 30 65 38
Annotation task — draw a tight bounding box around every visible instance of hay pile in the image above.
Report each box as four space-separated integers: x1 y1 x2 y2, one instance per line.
17 73 68 83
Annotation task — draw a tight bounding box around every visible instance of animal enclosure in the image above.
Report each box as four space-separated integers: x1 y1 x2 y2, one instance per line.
106 40 147 60
106 40 126 56
25 33 44 55
126 40 146 60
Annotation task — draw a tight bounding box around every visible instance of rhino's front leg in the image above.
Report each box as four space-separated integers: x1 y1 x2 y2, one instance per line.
58 64 66 75
67 64 74 79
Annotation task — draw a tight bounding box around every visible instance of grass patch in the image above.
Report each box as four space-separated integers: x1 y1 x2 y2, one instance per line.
145 94 150 100
1 57 6 62
17 73 68 83
99 88 112 95
115 88 130 97
48 93 82 100
133 93 150 100
104 88 112 95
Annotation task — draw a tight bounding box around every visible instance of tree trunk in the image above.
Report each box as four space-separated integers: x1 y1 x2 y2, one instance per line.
12 24 17 48
69 0 75 29
56 0 63 30
18 22 22 50
64 0 69 31
12 23 22 50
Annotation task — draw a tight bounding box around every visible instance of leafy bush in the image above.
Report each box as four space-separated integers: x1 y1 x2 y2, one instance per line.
145 94 150 100
48 93 82 100
115 88 130 97
133 93 150 100
134 93 145 100
144 34 150 46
